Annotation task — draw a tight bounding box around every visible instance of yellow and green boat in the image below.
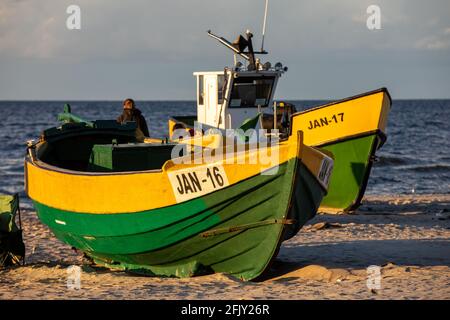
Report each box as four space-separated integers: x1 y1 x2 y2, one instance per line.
25 117 333 280
169 31 391 213
289 88 391 212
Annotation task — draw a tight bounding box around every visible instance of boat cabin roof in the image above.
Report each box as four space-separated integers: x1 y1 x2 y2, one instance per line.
193 70 283 77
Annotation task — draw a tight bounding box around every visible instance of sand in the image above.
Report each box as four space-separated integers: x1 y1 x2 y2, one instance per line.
1 194 449 300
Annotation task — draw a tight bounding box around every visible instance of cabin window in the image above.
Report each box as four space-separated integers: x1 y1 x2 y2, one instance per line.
229 76 275 108
198 75 204 105
217 75 226 104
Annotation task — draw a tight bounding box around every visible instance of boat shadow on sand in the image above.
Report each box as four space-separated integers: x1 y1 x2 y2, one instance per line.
258 195 450 282
14 195 450 283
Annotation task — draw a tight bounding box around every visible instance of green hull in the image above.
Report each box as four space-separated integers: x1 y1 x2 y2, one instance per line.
319 133 382 212
33 161 324 281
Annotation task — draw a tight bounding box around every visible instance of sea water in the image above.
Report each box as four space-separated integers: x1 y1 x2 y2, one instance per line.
0 100 449 208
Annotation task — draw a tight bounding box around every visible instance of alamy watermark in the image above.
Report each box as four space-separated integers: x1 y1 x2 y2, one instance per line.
366 5 381 30
366 265 382 290
170 124 280 175
66 5 81 30
66 5 380 32
66 265 82 290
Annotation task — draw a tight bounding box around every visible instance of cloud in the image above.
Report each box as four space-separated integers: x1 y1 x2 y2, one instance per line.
0 0 264 61
415 36 450 50
1 0 450 99
0 0 66 58
1 0 450 61
415 27 450 50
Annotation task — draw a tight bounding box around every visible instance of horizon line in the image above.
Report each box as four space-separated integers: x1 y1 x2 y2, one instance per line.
1 98 450 102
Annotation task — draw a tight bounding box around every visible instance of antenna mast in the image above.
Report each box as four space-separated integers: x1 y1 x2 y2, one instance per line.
261 0 269 52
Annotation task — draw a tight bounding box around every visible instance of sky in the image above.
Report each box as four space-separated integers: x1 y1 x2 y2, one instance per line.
0 0 449 100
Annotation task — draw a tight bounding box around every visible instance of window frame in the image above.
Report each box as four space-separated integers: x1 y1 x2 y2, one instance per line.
198 75 204 106
228 76 276 108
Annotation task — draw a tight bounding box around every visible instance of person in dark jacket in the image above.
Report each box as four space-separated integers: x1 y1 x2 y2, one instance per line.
117 98 150 140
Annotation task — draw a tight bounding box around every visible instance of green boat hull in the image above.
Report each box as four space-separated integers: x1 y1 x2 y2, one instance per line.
33 161 324 281
319 133 382 212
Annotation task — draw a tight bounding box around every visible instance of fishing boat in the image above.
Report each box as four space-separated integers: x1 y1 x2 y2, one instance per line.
25 102 333 280
168 29 287 138
287 89 391 212
169 31 391 213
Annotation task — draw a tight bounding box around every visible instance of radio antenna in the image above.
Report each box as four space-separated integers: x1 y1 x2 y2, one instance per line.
261 0 269 52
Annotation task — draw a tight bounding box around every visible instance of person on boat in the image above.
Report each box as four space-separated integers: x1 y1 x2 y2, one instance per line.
117 98 150 141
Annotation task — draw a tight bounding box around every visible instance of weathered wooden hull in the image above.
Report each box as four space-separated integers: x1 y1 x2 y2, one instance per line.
32 160 322 280
290 88 391 212
26 129 329 280
168 89 391 212
317 133 382 211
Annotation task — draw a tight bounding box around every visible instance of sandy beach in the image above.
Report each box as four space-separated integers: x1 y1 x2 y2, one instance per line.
1 194 449 300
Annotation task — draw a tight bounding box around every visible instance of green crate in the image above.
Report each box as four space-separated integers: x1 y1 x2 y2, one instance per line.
88 143 178 172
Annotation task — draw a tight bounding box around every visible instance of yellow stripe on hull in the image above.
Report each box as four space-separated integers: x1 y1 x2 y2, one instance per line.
26 131 330 214
290 89 391 146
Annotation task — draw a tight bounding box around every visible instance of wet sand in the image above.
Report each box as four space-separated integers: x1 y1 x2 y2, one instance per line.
1 194 449 300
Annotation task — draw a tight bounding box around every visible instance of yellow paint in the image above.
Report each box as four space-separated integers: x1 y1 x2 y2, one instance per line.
290 90 391 146
168 118 193 140
167 164 230 203
168 118 177 138
168 90 390 148
26 130 331 214
301 145 334 190
143 138 165 144
178 134 224 149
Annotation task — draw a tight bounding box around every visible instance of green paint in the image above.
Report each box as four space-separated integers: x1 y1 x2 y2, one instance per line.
284 164 325 240
319 134 379 211
0 194 20 233
33 160 324 280
34 198 211 237
88 143 177 172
